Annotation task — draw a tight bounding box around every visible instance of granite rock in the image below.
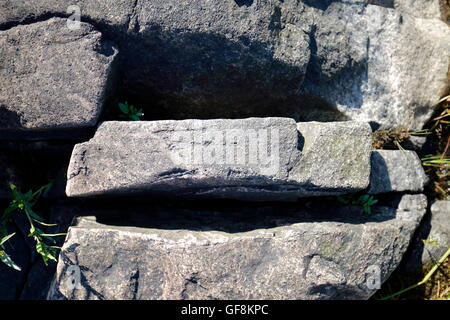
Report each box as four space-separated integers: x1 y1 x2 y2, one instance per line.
0 1 448 129
403 200 450 272
65 119 372 200
0 18 118 138
368 150 427 194
47 194 427 300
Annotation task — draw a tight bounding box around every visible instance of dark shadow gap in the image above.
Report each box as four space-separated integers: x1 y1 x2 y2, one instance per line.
50 193 408 234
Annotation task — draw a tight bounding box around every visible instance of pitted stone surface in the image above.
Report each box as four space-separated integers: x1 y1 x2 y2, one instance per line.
0 18 118 136
368 150 427 194
1 1 448 129
47 194 427 300
65 119 372 200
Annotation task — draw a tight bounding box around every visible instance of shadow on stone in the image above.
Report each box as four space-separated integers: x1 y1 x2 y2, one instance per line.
0 107 22 129
367 152 393 194
50 194 407 235
307 282 368 300
111 28 348 122
0 12 349 123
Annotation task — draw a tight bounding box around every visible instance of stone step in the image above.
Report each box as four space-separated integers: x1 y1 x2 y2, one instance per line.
0 18 118 140
2 2 449 129
47 194 427 300
65 119 373 200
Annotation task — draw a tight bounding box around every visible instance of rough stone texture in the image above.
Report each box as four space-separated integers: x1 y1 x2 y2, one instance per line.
65 119 372 200
0 18 118 137
368 150 427 194
424 201 450 263
403 200 450 272
47 194 427 300
1 1 448 129
393 0 443 19
402 135 428 151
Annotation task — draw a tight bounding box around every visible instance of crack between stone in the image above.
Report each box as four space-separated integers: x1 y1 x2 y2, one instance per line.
127 0 141 33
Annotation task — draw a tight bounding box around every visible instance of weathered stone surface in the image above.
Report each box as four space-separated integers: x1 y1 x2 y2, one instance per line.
424 200 450 263
47 194 427 300
1 1 448 129
403 200 450 272
0 18 117 138
402 135 428 151
393 0 443 19
368 150 427 194
65 119 372 200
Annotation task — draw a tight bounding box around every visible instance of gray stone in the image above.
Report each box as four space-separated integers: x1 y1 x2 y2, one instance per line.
47 194 427 300
65 119 372 200
0 18 118 138
1 1 448 129
402 200 450 272
368 150 427 194
422 201 450 264
402 135 428 151
393 0 443 19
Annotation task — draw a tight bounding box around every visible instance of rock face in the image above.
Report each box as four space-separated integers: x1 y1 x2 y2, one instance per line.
393 0 443 19
1 1 449 129
65 119 372 200
424 201 450 264
0 18 118 138
47 194 427 300
368 150 427 194
404 200 450 272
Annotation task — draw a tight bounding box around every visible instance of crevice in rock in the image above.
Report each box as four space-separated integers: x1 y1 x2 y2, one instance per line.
235 0 254 7
57 193 412 234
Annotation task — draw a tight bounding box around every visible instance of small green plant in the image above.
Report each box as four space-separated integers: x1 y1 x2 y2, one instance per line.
422 238 439 246
0 182 66 270
421 155 450 167
118 101 144 121
0 233 20 270
337 194 378 214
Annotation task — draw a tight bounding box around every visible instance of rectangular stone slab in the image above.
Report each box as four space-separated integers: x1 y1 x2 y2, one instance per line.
47 194 427 300
368 150 427 194
65 118 372 200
